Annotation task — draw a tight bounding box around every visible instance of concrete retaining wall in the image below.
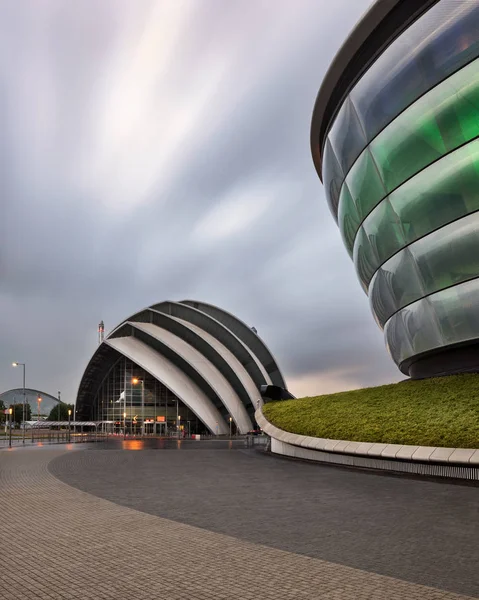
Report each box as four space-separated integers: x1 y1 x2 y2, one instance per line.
256 409 479 480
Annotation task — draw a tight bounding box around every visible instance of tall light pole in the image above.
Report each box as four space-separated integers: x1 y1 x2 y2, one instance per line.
37 395 42 422
229 416 232 438
132 378 144 436
58 391 61 422
178 415 181 439
8 408 12 448
68 409 71 442
123 412 126 440
12 362 26 443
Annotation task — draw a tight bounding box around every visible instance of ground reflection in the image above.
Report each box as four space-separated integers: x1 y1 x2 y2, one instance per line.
121 439 145 451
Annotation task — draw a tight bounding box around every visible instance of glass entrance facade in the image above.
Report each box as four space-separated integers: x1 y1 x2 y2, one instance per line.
93 357 208 436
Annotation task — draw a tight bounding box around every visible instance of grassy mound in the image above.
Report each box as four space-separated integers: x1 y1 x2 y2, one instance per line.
263 374 479 448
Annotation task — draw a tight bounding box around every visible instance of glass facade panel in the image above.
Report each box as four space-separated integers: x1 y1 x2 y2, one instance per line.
389 139 479 244
370 58 479 193
390 298 443 363
429 278 479 346
338 183 360 257
327 96 367 176
384 311 414 366
93 357 207 435
345 147 386 222
412 212 479 295
362 198 406 271
353 226 379 291
371 249 426 327
369 269 396 329
322 138 343 220
351 0 479 142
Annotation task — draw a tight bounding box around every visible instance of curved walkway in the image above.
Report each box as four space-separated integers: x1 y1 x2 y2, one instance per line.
0 444 477 599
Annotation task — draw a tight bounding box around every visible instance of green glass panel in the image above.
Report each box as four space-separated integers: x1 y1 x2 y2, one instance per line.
363 198 406 268
370 58 479 192
412 212 479 295
390 138 479 244
353 226 379 291
384 311 414 365
345 147 386 223
429 279 479 346
338 183 360 257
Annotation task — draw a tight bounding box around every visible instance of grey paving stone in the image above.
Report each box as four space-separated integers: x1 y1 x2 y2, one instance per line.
46 439 479 598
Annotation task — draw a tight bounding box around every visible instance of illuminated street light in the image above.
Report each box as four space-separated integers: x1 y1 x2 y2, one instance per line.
132 378 145 436
12 362 26 444
123 411 127 440
68 409 72 442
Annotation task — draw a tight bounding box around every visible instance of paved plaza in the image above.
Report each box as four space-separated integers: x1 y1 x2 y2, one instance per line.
0 440 478 599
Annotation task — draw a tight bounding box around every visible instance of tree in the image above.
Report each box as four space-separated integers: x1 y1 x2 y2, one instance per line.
48 403 75 421
9 403 31 425
0 399 5 424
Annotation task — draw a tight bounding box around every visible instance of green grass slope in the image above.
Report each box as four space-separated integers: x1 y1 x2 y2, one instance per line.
262 374 479 448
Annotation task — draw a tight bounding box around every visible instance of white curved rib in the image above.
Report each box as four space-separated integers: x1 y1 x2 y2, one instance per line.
130 322 253 433
106 336 229 435
166 316 265 412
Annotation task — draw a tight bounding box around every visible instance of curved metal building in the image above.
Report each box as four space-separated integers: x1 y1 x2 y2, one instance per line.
76 300 286 434
311 0 479 378
0 389 60 419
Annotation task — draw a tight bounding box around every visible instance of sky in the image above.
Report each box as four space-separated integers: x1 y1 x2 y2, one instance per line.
0 0 403 403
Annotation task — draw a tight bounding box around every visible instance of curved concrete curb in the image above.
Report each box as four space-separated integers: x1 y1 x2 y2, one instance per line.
255 409 479 481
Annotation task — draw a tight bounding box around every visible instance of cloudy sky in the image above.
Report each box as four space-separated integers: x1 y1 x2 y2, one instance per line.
0 0 402 403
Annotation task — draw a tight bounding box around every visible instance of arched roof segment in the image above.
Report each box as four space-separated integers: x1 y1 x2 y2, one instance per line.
152 301 272 388
180 300 285 387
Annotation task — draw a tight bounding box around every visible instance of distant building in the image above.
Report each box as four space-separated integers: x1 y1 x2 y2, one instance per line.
311 0 479 378
0 389 60 419
76 300 286 434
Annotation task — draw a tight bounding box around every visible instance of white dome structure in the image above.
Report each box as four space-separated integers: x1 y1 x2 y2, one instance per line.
76 300 287 435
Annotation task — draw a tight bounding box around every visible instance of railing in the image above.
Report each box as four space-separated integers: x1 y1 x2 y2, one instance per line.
0 429 107 448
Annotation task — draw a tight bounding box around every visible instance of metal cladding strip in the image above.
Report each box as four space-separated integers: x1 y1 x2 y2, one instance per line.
106 336 229 435
129 321 253 434
153 301 272 388
163 316 263 413
180 300 284 387
255 409 479 471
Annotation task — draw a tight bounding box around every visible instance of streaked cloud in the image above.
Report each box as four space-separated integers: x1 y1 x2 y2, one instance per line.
0 0 402 402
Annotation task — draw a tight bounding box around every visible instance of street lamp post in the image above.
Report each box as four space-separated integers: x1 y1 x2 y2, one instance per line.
132 378 145 437
229 416 232 438
58 391 61 422
178 415 181 439
8 408 12 447
68 409 71 443
12 362 26 443
123 412 126 440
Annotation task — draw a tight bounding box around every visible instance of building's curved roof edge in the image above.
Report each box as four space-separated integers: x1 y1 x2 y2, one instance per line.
311 0 439 180
0 388 61 404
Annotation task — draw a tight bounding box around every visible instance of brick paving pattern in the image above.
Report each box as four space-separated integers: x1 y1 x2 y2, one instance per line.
50 440 479 596
0 445 477 599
